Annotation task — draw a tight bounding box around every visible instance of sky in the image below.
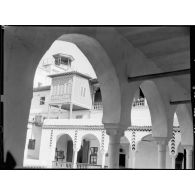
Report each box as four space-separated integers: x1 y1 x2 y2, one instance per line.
33 40 97 87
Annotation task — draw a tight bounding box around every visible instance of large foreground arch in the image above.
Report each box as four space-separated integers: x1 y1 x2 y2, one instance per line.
4 28 122 167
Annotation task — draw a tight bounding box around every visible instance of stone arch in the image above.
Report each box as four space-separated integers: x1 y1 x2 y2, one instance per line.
139 80 172 138
130 86 152 126
4 27 126 167
136 133 158 169
77 133 101 165
55 134 74 162
175 104 193 147
80 133 101 147
56 133 74 144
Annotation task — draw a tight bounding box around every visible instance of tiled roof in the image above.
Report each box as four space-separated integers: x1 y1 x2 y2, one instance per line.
33 85 51 92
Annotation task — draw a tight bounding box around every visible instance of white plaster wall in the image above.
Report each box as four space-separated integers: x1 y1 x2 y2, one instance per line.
131 106 152 126
90 110 103 120
72 75 92 109
30 90 50 118
39 129 53 167
26 125 42 160
136 141 172 169
72 110 91 119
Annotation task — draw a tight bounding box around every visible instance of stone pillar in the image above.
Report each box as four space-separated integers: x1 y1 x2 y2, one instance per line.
154 138 168 169
184 146 193 169
171 155 176 169
101 151 106 168
131 150 137 169
105 125 125 169
108 134 121 168
73 149 79 168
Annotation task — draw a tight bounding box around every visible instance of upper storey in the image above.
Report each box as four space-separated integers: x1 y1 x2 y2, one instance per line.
48 71 93 110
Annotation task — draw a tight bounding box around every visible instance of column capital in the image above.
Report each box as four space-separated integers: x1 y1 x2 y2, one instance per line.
104 123 127 137
182 145 193 151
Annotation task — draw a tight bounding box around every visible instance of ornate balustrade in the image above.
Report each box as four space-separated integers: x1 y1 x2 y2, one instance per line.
52 161 73 168
93 98 146 110
93 102 103 110
132 98 146 107
50 94 71 103
76 163 102 169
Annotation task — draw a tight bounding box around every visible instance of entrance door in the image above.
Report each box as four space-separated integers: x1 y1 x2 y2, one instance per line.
175 153 184 169
119 154 126 168
82 140 90 163
66 140 73 162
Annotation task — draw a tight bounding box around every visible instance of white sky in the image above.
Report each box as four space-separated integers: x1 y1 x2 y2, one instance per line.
34 40 97 87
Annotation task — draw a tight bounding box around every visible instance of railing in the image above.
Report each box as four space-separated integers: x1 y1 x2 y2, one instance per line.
52 161 73 169
132 98 146 107
93 102 103 110
76 163 102 169
93 98 146 110
50 94 71 103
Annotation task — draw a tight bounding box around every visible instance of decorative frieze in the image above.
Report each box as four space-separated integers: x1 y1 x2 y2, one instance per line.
49 130 53 147
100 130 106 152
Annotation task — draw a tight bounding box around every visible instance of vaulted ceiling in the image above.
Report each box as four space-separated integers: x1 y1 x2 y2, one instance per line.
116 26 190 91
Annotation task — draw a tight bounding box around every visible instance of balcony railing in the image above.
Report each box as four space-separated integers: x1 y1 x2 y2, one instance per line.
93 102 103 110
50 94 71 103
76 163 102 169
52 161 102 169
52 161 73 169
132 98 146 107
93 98 146 110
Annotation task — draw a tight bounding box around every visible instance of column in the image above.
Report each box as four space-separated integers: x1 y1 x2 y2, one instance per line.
171 155 176 169
131 150 137 169
73 149 79 168
101 151 106 168
184 146 193 169
108 133 121 168
155 138 167 169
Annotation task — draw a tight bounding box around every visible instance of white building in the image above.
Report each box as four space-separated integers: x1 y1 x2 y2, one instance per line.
24 53 183 169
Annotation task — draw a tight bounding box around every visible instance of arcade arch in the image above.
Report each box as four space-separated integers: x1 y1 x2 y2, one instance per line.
77 134 101 168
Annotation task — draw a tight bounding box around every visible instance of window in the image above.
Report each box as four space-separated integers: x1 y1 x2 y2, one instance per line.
40 97 45 105
90 155 97 164
83 88 86 97
89 147 98 164
61 57 69 65
28 139 36 150
81 87 86 97
76 115 83 119
55 57 70 66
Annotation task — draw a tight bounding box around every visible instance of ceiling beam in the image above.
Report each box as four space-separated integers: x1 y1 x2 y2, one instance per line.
170 100 191 105
128 69 190 82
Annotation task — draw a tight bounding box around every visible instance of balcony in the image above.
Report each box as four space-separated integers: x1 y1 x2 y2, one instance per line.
50 94 71 104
